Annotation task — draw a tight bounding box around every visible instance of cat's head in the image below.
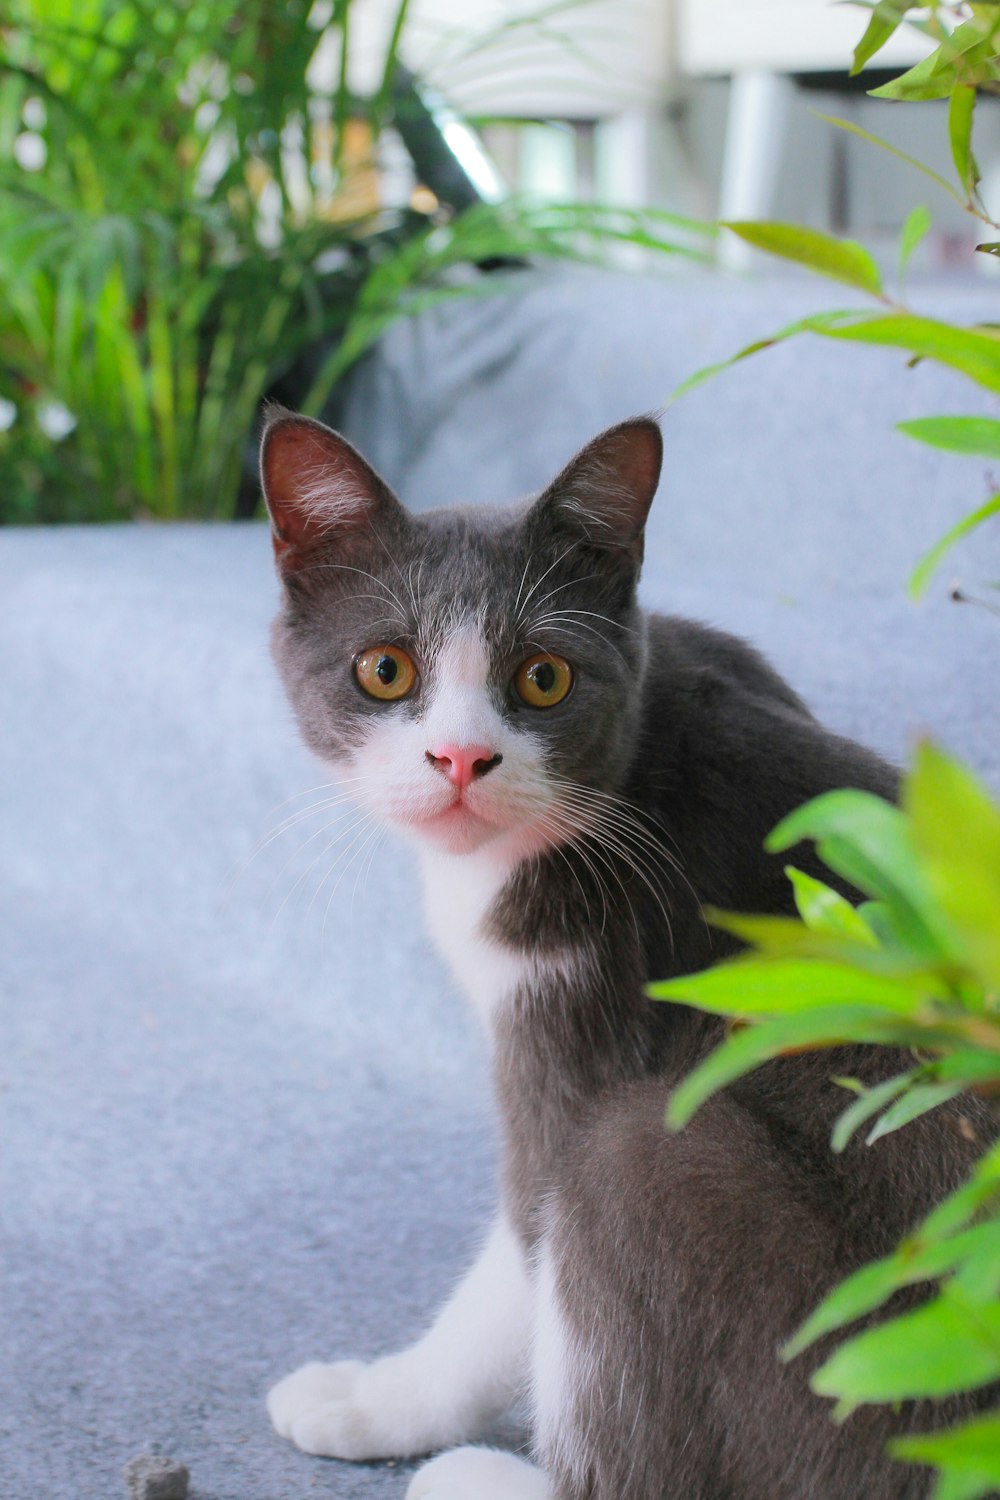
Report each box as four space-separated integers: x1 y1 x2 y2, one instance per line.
260 410 662 861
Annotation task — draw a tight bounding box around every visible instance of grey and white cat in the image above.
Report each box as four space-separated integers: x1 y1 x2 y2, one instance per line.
259 411 989 1499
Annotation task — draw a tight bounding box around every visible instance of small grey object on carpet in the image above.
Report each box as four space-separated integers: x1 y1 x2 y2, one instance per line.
123 1453 190 1500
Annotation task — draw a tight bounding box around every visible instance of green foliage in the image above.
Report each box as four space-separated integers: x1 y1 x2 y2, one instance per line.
650 743 1000 1496
652 744 1000 1121
851 2 914 77
869 8 1000 102
899 201 933 280
676 0 1000 599
717 220 883 294
307 199 711 413
2 0 338 520
898 417 1000 459
893 1413 1000 1500
0 0 710 522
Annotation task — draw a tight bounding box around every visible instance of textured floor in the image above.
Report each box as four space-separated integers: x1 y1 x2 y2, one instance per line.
2 269 998 1500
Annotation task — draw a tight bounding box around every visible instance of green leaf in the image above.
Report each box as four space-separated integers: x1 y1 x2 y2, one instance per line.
932 1471 1000 1500
976 242 1000 258
909 491 1000 600
372 0 411 134
899 203 933 281
892 1413 1000 1474
830 1068 922 1153
785 1218 1000 1359
812 1290 1000 1403
923 1143 1000 1243
767 789 946 958
814 113 962 206
898 416 1000 460
649 957 930 1020
701 910 910 976
786 1145 1000 1360
662 1005 947 1130
931 1049 1000 1089
851 1 911 75
869 18 1000 101
951 1221 1000 1305
720 220 883 294
869 57 957 101
949 84 980 202
858 900 898 946
808 312 1000 397
667 309 862 405
866 1080 965 1143
904 742 1000 984
787 866 879 944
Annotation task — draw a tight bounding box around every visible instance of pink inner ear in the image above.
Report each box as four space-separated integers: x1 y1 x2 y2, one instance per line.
554 418 663 546
600 423 662 516
260 416 379 555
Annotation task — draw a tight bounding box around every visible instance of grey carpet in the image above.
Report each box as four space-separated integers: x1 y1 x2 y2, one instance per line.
2 269 998 1500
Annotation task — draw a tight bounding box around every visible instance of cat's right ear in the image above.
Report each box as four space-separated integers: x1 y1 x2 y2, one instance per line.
259 410 402 569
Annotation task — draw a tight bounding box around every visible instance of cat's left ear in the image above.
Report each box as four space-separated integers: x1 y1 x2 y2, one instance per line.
534 417 663 561
259 408 405 569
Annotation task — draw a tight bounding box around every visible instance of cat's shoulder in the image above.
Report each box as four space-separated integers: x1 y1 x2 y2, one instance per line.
634 612 899 828
643 612 811 720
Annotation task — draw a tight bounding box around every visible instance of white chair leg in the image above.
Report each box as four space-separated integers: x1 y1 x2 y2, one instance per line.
718 69 795 270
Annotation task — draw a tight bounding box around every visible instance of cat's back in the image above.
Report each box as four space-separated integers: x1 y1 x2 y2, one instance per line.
637 610 815 759
626 611 899 922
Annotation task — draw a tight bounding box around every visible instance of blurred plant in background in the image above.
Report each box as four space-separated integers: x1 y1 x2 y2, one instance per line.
0 0 708 524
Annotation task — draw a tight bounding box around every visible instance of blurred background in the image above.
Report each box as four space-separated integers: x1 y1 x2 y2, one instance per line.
2 0 997 527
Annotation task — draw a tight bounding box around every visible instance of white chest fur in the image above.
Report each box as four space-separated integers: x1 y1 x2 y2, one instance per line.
419 846 531 1024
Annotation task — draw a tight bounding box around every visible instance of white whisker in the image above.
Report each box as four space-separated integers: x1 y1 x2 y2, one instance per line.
530 613 630 669
317 813 381 935
228 781 370 891
534 806 607 935
270 809 371 929
511 550 535 625
547 782 689 954
536 605 636 636
524 573 602 618
514 543 580 627
303 561 409 627
349 824 389 918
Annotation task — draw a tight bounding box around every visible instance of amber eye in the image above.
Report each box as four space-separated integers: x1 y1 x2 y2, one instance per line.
513 652 573 709
354 645 418 702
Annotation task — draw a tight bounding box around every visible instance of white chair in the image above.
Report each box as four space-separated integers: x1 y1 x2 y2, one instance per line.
347 0 674 204
677 0 933 264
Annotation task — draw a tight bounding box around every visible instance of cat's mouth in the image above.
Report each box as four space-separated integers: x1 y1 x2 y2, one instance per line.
424 794 488 829
412 792 507 852
436 799 472 820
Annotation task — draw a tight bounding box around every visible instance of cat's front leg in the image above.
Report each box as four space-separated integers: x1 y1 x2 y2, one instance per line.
267 1214 530 1460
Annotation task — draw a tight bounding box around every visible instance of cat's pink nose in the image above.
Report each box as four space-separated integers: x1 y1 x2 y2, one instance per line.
426 743 502 791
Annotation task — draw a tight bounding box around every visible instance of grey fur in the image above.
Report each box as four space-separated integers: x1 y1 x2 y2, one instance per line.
260 412 993 1500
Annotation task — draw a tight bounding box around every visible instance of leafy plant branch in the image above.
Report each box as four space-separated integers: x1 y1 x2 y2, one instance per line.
651 744 1000 1499
657 8 1000 1492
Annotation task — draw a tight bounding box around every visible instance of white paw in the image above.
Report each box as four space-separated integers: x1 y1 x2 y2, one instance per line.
267 1360 381 1459
406 1446 551 1500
